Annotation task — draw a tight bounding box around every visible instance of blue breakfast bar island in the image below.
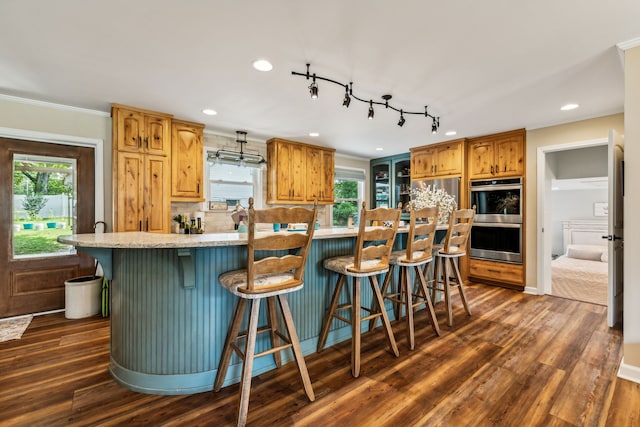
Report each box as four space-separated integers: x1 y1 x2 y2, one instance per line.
58 229 391 395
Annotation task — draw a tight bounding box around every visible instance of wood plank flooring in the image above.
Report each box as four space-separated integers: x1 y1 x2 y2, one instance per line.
1 283 639 426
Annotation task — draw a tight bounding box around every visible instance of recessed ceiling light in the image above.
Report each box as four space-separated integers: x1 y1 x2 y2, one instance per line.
202 109 217 116
375 147 384 151
560 103 579 111
445 131 457 136
252 59 273 72
309 132 319 137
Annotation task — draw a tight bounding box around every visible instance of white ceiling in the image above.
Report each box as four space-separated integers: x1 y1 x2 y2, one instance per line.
1 1 639 159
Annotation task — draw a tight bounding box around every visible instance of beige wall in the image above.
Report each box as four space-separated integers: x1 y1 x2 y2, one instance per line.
623 46 640 368
524 113 624 291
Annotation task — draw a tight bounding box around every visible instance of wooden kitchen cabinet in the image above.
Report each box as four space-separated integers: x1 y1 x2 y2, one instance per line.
171 120 204 201
468 129 525 179
112 104 171 156
306 146 335 203
112 104 173 233
411 139 464 179
115 151 170 233
468 258 524 290
267 138 335 204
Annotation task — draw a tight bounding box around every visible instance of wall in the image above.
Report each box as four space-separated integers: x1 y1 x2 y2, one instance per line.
525 113 624 290
551 145 608 179
0 95 112 224
623 45 640 371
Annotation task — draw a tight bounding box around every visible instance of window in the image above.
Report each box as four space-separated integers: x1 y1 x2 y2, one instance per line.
332 167 365 226
208 162 263 209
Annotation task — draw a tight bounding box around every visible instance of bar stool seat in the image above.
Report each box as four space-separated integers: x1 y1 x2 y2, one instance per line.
213 198 318 427
317 202 401 378
376 206 441 349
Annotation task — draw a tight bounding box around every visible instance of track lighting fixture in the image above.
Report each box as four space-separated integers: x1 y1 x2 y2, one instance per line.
292 63 440 133
343 85 351 108
207 131 266 167
398 110 405 127
309 77 318 99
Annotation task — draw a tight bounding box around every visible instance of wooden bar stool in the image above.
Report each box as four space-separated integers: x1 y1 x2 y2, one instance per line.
213 198 318 427
317 202 400 378
375 206 441 349
430 207 475 327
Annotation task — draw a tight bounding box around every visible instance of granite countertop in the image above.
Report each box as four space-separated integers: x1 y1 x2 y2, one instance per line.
57 227 380 249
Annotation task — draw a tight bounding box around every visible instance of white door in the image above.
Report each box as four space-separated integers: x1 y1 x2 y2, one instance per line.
607 130 624 327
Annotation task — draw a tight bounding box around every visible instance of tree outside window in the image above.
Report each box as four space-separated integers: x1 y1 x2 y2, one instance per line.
333 179 360 226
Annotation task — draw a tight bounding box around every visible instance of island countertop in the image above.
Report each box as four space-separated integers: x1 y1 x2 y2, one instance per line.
57 227 411 249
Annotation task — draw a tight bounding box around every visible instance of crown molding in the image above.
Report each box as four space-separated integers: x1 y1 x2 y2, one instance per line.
0 93 109 117
617 37 640 51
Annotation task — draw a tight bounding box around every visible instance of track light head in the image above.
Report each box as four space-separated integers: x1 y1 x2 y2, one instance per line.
431 117 439 134
343 86 351 107
368 100 374 120
309 80 318 99
398 111 405 127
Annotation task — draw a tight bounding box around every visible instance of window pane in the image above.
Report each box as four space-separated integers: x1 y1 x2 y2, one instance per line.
208 163 257 208
12 154 76 258
332 178 363 226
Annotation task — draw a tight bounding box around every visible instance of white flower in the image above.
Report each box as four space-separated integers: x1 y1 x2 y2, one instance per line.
409 185 457 224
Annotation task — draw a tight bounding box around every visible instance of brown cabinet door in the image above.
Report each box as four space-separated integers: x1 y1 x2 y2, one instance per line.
495 136 524 177
411 148 436 179
145 155 170 233
171 121 203 200
116 151 144 232
276 142 305 202
305 147 322 201
144 115 171 156
320 149 335 202
436 142 463 176
468 141 495 179
116 108 144 152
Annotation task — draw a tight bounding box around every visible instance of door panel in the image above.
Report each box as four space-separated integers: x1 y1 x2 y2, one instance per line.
0 137 95 317
608 130 624 327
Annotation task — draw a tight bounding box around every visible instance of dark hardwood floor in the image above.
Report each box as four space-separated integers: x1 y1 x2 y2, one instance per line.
1 283 639 426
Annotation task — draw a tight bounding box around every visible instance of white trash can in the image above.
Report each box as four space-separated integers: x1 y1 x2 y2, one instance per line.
64 276 103 319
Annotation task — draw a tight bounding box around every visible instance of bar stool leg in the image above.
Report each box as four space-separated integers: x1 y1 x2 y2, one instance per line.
278 295 315 401
237 298 261 427
352 277 361 377
452 257 472 316
266 297 282 368
402 266 415 350
317 274 346 352
370 275 399 358
214 298 247 392
443 258 454 327
415 265 441 336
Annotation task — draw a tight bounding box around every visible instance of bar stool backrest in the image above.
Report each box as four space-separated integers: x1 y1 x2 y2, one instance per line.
246 198 318 292
349 202 401 274
405 206 439 263
441 207 476 256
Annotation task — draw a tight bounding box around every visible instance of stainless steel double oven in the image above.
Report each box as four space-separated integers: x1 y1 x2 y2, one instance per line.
469 177 523 264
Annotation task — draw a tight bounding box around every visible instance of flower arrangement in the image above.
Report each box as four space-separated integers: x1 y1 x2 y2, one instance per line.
409 185 457 224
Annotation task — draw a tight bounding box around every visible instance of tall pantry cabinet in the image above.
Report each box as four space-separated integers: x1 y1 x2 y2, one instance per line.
112 104 205 233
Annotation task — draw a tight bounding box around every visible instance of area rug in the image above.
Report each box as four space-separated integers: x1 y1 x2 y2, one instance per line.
0 314 33 343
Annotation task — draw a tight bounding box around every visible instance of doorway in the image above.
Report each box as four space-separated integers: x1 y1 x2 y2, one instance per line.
0 137 95 317
537 135 623 327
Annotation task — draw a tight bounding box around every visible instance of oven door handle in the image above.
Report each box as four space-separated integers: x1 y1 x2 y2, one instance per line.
470 184 522 192
473 222 521 228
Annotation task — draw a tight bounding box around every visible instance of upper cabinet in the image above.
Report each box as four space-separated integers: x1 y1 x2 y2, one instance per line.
410 139 464 179
468 129 525 179
266 138 335 204
113 104 171 156
171 120 204 201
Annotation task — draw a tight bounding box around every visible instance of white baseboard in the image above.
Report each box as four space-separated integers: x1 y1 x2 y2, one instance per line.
523 286 540 295
618 357 640 384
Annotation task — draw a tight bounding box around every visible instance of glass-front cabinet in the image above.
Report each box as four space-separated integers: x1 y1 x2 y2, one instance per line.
371 153 411 219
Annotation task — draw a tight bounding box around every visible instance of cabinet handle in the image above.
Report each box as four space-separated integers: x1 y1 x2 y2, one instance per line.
496 164 499 174
434 165 437 173
197 183 200 193
490 165 494 174
146 218 149 231
504 164 507 172
487 269 501 274
144 137 149 149
138 136 142 148
139 220 142 231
